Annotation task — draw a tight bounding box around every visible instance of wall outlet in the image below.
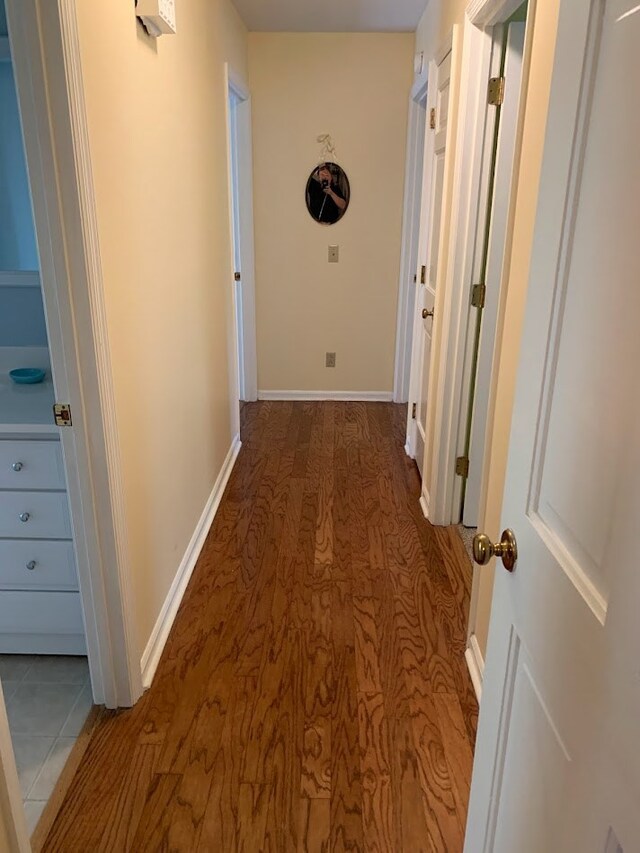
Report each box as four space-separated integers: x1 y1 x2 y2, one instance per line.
326 352 336 368
328 245 339 263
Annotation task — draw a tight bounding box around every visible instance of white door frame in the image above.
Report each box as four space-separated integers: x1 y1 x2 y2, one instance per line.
462 21 526 529
393 69 428 404
224 64 258 417
5 0 142 713
426 0 530 528
405 59 437 461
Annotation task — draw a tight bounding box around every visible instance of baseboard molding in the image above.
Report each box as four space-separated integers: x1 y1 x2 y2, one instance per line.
465 633 485 703
419 487 430 520
258 390 394 402
404 440 414 459
140 435 242 689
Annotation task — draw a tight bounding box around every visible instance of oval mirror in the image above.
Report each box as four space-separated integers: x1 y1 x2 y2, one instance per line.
305 162 350 225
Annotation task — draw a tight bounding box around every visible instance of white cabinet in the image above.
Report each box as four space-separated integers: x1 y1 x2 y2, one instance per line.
0 435 85 654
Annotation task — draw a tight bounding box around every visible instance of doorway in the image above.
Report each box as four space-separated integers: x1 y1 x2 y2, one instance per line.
406 42 453 497
393 74 427 405
0 12 93 836
225 65 258 442
1 0 142 845
457 7 527 529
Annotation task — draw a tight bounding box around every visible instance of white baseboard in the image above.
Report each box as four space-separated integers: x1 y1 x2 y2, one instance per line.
404 440 414 458
465 633 485 703
419 487 430 520
140 435 242 689
258 390 394 402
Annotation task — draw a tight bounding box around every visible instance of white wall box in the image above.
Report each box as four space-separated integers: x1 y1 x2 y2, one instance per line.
137 0 177 37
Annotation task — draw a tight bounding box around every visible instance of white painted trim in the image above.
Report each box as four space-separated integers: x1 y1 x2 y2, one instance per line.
141 435 242 689
6 0 142 708
258 390 394 402
419 487 430 520
465 633 485 702
0 270 40 287
467 0 524 26
393 79 428 404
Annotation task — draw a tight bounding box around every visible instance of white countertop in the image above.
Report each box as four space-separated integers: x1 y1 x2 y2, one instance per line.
0 348 58 434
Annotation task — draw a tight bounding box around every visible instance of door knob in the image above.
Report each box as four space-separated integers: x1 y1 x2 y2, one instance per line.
422 308 434 319
473 529 518 572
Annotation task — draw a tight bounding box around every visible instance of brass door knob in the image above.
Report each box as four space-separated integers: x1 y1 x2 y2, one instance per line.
473 529 518 572
422 308 434 319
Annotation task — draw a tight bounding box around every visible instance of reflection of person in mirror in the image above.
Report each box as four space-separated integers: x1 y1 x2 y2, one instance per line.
308 164 347 224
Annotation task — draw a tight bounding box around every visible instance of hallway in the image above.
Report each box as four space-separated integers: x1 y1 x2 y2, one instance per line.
40 402 477 851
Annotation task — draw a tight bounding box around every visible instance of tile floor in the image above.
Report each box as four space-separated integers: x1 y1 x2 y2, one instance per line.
0 654 93 835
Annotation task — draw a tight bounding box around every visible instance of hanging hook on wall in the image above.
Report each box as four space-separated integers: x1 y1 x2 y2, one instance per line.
317 134 337 164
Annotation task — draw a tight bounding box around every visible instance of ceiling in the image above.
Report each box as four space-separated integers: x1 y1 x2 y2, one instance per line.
232 0 428 32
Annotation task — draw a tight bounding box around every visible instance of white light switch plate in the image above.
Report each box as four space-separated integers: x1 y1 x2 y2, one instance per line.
328 245 339 263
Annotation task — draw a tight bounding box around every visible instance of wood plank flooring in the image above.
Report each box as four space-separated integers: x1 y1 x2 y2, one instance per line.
41 402 477 852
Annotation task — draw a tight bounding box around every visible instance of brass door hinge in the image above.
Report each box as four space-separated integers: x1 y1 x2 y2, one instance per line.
456 456 469 477
430 108 436 129
420 265 427 285
53 404 72 427
471 283 486 309
488 76 505 106
412 402 417 419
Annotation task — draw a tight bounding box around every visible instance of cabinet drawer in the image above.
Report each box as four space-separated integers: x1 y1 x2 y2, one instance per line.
0 591 85 655
0 540 78 591
0 492 72 539
0 440 65 490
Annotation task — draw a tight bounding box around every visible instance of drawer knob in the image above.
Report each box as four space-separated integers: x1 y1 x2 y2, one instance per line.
12 462 23 472
26 561 37 571
19 512 30 523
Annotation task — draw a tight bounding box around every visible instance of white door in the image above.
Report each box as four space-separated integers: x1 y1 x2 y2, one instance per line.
466 1 640 850
228 90 245 403
410 49 451 477
463 22 525 527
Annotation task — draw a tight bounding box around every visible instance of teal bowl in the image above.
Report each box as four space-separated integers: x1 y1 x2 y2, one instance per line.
9 368 46 385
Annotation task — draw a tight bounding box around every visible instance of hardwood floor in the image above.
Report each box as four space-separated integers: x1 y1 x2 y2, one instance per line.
40 402 477 852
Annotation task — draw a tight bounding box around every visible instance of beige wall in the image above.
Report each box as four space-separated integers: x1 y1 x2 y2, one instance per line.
249 33 414 394
75 0 247 654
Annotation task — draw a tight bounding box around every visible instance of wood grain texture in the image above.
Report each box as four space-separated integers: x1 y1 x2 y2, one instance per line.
40 402 477 852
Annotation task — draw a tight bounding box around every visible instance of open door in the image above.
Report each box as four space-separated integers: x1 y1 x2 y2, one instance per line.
409 46 452 479
466 0 640 849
